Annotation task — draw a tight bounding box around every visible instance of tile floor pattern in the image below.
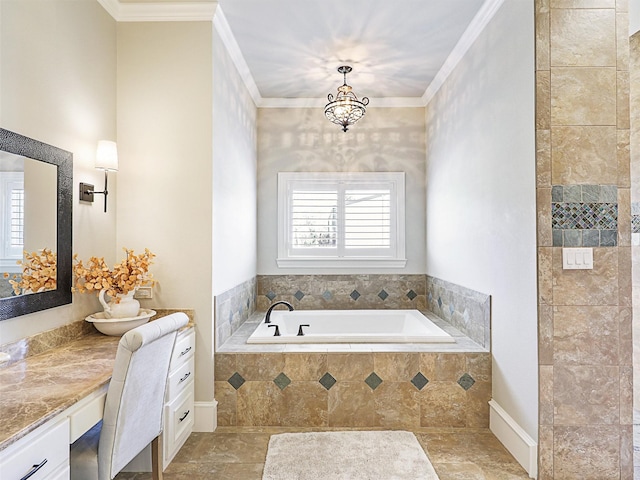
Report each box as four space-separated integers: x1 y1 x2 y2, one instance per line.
114 427 529 480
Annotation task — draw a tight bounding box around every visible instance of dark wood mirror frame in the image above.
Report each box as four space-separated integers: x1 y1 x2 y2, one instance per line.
0 128 72 320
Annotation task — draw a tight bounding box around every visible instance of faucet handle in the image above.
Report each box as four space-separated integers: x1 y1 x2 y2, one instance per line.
268 324 281 336
297 324 310 336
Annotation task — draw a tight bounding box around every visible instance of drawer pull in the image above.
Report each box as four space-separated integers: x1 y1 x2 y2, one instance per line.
179 372 191 383
179 346 192 357
20 458 47 480
179 410 190 422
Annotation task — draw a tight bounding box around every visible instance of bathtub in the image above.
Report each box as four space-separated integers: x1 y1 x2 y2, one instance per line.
246 309 455 344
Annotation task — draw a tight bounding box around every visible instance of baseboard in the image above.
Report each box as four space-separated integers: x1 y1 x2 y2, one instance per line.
194 400 218 432
489 399 537 478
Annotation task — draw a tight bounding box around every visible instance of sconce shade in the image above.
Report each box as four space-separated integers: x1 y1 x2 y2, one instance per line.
95 140 118 171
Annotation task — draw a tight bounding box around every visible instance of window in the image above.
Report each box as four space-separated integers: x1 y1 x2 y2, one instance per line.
278 172 406 268
0 172 24 272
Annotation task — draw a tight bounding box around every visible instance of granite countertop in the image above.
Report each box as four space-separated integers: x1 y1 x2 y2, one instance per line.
0 333 120 451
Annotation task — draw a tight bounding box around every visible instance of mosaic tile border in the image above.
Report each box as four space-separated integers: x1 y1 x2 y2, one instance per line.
426 276 490 350
552 184 618 247
214 277 257 349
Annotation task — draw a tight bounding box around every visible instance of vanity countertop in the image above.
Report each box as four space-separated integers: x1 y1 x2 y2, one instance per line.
0 333 120 451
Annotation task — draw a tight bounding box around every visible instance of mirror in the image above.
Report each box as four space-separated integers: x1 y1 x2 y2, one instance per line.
0 128 72 320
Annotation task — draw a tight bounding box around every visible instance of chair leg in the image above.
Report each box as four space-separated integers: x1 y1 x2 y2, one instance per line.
151 435 163 480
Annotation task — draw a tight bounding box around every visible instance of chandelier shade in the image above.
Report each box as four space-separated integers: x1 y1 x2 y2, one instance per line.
324 66 369 132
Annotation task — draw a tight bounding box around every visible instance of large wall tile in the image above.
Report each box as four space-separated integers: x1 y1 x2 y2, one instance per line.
550 8 616 66
550 67 617 125
236 353 285 381
537 130 552 187
554 426 620 479
328 382 375 427
537 71 551 129
553 305 620 365
373 382 419 429
280 382 328 427
373 353 420 381
553 365 620 425
327 353 373 382
539 365 554 425
419 382 466 427
283 353 327 381
550 126 617 184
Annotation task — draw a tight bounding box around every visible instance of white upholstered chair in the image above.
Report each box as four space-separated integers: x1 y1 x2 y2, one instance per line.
70 312 189 480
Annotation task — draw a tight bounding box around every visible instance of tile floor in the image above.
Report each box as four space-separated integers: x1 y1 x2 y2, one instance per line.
115 427 530 479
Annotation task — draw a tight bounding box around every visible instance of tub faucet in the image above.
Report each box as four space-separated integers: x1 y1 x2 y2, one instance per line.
264 301 294 324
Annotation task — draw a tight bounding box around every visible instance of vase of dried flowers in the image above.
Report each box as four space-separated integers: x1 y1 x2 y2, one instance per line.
73 248 156 319
98 288 139 318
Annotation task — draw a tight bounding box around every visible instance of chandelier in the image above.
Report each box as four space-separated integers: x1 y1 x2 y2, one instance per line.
324 66 369 132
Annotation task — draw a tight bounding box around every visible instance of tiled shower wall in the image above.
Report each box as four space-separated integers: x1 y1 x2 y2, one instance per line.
536 1 633 478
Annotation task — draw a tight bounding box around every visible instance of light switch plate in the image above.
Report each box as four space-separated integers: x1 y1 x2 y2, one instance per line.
562 247 593 270
134 286 153 299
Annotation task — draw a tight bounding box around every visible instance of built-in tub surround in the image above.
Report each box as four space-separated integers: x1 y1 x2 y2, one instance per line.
214 277 257 349
426 276 490 350
257 274 427 311
216 309 488 428
216 312 489 429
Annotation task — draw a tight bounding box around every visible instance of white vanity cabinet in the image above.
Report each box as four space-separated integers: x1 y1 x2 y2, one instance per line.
163 327 195 468
0 418 70 480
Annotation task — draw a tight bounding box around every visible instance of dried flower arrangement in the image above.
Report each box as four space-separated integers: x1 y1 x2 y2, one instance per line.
73 247 156 300
3 248 57 295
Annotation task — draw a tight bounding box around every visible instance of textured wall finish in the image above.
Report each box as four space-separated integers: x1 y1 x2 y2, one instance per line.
536 0 633 478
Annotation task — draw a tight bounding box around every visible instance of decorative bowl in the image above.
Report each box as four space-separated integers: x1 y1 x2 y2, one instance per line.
85 309 156 336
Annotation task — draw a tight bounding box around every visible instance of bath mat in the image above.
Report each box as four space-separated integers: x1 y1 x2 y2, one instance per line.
262 430 439 480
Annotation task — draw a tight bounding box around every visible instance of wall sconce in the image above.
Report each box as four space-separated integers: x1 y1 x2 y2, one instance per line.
79 140 118 213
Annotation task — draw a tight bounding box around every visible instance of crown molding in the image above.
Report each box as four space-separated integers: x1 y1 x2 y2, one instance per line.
213 6 263 107
97 0 217 22
422 0 505 106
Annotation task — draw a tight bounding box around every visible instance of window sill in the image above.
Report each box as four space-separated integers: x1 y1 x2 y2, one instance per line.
276 257 407 269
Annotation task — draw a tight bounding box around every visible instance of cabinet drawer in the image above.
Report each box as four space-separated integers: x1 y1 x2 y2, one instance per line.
167 356 195 400
164 388 194 461
0 418 69 480
170 330 195 367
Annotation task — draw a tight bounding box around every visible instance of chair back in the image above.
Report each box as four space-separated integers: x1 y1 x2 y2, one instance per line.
98 312 188 479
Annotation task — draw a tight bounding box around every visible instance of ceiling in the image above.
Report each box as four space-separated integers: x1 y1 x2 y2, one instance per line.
112 0 495 104
217 0 487 103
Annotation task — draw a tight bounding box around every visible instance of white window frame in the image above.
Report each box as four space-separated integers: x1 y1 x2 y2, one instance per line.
277 172 406 268
0 171 24 272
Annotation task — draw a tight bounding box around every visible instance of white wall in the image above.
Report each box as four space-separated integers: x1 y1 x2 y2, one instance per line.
116 21 215 404
257 107 426 274
0 0 117 343
425 0 537 439
212 25 258 295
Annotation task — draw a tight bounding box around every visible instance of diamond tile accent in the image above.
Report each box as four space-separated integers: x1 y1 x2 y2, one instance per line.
407 290 417 300
322 290 333 300
350 290 361 301
437 296 443 309
411 372 429 391
273 372 291 391
449 303 455 315
364 372 383 390
228 372 245 390
294 290 305 301
457 373 476 391
265 291 276 301
319 372 337 390
633 216 640 234
378 289 389 301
